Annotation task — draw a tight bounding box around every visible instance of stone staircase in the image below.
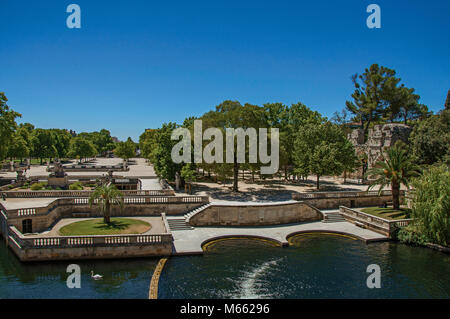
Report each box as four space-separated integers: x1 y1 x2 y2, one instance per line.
166 203 211 231
322 211 346 223
167 218 194 231
184 203 212 222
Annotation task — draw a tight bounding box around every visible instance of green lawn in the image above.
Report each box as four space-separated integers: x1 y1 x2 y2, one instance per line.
360 207 411 220
59 218 151 236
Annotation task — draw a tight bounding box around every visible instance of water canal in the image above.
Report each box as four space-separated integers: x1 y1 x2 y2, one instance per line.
1 235 449 298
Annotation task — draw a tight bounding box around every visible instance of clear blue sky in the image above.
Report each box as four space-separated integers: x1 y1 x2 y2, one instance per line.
1 0 449 141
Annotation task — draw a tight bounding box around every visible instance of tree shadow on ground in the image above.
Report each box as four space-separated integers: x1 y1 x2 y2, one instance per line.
94 219 130 230
188 179 364 202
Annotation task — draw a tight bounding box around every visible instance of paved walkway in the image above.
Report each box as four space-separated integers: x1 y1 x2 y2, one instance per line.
0 198 58 210
169 220 388 255
140 178 162 190
0 157 158 179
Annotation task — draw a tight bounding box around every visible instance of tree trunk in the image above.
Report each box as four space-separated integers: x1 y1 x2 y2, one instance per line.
392 182 400 210
316 175 320 190
104 200 111 224
233 155 239 192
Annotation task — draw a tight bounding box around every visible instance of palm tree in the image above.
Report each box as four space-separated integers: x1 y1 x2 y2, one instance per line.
366 143 421 210
89 183 124 224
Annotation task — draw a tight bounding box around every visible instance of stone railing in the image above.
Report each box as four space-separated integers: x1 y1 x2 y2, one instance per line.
0 182 21 191
294 190 401 200
8 226 172 249
5 196 209 218
2 189 175 198
339 206 412 236
46 164 128 172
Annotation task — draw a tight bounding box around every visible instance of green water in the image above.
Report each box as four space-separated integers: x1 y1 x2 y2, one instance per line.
1 235 449 299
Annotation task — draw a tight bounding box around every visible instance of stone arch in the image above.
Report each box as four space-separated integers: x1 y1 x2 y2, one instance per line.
201 235 284 251
286 230 365 243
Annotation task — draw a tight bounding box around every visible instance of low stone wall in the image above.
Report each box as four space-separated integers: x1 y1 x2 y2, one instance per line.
5 196 208 233
189 201 323 227
3 189 176 198
7 226 173 262
339 206 412 237
293 190 403 210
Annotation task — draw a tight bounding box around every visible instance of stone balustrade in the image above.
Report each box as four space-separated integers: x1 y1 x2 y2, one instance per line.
339 206 412 237
5 196 209 219
17 208 36 216
2 189 175 198
294 190 399 199
8 226 172 249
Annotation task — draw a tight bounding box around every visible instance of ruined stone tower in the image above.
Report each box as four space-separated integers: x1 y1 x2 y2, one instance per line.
347 123 412 180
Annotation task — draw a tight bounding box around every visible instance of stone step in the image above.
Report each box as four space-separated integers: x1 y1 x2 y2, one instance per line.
322 212 346 223
167 218 193 231
183 203 211 220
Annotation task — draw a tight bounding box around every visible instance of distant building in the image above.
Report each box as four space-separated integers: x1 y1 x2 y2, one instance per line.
111 136 120 143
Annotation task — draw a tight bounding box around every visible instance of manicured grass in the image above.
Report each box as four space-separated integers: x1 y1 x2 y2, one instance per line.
360 207 411 220
59 218 151 236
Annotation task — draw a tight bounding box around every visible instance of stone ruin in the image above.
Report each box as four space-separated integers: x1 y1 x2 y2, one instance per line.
347 123 412 180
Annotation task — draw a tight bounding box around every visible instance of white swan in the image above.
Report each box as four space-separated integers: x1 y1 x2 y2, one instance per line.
90 270 103 280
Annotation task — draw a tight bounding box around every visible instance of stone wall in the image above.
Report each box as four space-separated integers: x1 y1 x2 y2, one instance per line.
189 201 323 227
8 238 172 262
296 194 397 210
7 200 207 233
348 123 412 179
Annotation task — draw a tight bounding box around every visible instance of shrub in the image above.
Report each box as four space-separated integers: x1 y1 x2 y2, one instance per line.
410 164 450 247
69 181 83 190
396 226 429 246
30 183 44 190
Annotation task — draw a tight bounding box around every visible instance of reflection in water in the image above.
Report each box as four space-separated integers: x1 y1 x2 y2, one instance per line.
1 234 449 299
0 241 159 298
159 235 450 299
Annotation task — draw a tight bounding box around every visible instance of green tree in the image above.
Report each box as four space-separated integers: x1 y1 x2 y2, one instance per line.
181 163 197 194
68 137 97 163
445 89 450 110
293 122 356 189
7 134 29 162
409 109 450 165
151 123 183 180
286 102 324 180
31 129 58 164
366 143 421 210
50 129 72 159
409 165 450 246
114 138 136 161
0 92 21 161
345 64 421 137
139 129 159 161
89 183 124 224
77 129 115 156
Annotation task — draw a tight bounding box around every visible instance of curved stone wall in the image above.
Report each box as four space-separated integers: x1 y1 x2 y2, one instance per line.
188 201 323 227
